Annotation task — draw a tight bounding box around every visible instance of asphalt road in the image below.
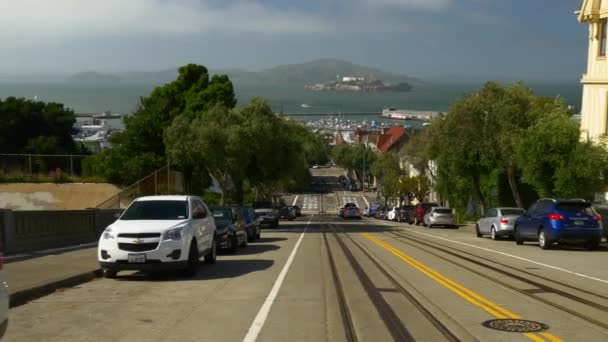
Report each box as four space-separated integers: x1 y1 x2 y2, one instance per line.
5 194 608 341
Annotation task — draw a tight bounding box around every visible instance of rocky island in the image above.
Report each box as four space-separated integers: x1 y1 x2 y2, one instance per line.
305 76 412 92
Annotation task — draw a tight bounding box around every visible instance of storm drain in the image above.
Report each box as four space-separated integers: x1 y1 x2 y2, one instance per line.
482 319 550 333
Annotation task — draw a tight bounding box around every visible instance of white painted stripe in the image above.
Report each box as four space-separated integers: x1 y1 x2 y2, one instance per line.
401 227 608 285
362 195 370 207
292 195 299 206
243 216 313 342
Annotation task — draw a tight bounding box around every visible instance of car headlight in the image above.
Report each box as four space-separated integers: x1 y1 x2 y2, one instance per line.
164 227 183 241
102 227 115 240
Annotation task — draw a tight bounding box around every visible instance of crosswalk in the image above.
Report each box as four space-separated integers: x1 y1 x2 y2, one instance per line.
302 196 319 212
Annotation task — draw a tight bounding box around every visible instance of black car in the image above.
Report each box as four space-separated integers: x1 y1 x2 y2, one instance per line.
253 201 280 228
233 206 260 241
212 207 248 253
399 205 415 223
279 206 297 221
293 205 303 217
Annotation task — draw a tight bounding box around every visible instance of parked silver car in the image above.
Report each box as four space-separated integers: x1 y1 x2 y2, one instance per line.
424 207 455 228
476 207 525 240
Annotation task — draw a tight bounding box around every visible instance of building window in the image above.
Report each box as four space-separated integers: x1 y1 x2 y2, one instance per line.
601 19 608 57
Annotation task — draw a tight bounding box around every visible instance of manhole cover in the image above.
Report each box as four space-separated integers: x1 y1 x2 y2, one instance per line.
482 319 549 333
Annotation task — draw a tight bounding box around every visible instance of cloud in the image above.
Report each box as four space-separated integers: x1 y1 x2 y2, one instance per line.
0 0 331 39
359 0 452 10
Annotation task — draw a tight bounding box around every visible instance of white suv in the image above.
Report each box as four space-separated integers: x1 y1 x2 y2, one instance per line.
98 195 217 278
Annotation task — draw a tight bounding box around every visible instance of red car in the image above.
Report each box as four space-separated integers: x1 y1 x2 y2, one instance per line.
411 203 439 225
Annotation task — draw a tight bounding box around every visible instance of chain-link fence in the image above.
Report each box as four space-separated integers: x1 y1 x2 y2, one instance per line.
96 165 185 209
0 153 88 177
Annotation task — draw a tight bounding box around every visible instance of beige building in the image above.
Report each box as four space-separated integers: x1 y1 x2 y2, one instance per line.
578 0 608 140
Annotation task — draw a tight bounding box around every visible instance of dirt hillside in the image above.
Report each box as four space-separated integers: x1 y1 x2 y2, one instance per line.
0 183 121 210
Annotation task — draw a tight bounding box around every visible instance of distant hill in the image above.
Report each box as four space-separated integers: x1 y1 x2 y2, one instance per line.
67 59 421 86
217 59 421 85
68 71 121 83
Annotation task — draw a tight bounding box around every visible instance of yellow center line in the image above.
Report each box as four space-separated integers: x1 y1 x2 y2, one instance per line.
360 233 564 342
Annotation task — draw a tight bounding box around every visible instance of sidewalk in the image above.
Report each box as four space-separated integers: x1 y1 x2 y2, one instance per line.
5 247 100 307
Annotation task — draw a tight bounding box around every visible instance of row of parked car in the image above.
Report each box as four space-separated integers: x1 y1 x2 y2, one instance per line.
476 198 604 250
369 203 457 228
369 198 605 250
97 196 301 278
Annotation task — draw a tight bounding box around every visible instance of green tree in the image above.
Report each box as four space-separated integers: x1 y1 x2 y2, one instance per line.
84 64 237 185
516 101 608 199
0 97 80 154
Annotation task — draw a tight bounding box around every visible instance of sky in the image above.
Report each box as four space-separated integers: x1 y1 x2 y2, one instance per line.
0 0 588 82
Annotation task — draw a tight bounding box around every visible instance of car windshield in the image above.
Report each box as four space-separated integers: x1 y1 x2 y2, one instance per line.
556 203 594 215
212 209 232 220
435 209 452 214
120 200 188 220
501 209 525 216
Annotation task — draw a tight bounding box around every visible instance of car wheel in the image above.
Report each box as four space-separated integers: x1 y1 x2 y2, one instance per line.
229 234 239 254
475 224 482 238
515 227 523 245
491 226 497 240
184 241 200 276
102 268 117 279
204 238 217 264
538 229 551 250
240 234 248 248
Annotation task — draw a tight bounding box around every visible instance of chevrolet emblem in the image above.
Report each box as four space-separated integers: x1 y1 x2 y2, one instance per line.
132 239 143 244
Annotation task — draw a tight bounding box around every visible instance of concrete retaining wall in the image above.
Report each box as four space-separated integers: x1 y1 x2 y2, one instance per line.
0 209 123 254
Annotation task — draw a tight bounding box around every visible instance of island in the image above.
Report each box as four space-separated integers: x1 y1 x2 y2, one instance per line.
305 76 412 93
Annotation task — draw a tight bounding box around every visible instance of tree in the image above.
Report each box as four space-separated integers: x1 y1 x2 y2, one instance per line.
0 97 80 154
516 101 608 199
371 152 400 193
84 64 237 185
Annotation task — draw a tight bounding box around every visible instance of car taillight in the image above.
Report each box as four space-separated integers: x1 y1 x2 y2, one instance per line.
500 218 509 224
549 213 565 221
593 213 602 221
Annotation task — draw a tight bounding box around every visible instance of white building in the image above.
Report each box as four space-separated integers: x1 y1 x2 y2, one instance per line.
578 1 608 141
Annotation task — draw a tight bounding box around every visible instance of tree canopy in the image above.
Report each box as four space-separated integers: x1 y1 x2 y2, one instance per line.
404 81 608 217
0 97 82 154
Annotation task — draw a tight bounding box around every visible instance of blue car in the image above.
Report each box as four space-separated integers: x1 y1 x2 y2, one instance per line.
514 199 602 250
234 206 260 242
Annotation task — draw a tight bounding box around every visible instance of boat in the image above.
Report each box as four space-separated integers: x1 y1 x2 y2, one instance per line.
92 110 121 119
301 104 312 108
380 108 439 121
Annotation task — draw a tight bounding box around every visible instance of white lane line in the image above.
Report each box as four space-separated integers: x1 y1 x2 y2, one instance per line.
362 195 370 207
292 195 299 206
402 227 608 285
243 216 313 342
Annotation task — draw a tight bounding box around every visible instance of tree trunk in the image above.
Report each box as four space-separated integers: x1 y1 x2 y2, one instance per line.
472 174 487 216
506 164 524 208
234 179 245 205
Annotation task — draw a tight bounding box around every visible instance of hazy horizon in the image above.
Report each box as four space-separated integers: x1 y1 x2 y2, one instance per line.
0 1 587 83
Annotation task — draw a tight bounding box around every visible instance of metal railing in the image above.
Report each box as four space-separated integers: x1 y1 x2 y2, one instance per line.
96 165 185 209
0 153 88 177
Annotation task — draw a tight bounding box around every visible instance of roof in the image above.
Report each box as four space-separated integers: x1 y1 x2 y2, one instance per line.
136 195 191 201
578 0 601 22
377 125 407 153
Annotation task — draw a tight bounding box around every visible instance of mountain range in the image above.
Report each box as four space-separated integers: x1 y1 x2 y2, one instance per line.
66 59 422 86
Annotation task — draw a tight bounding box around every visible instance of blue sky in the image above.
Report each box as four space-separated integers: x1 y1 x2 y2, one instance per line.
0 0 587 81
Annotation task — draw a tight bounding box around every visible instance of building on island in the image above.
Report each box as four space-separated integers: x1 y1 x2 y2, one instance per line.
577 0 608 141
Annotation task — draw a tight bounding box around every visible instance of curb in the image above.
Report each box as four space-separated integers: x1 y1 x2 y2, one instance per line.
10 269 101 308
